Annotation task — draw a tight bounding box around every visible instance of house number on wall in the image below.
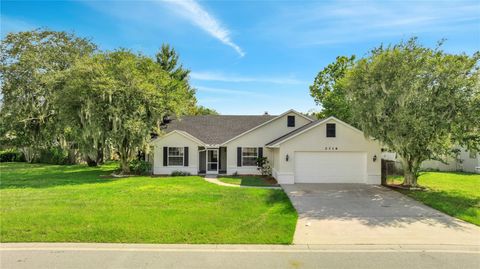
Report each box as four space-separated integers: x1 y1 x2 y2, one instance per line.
324 147 338 151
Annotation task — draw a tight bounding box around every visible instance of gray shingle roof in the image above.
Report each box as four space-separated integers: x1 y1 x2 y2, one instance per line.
265 119 322 146
162 115 277 145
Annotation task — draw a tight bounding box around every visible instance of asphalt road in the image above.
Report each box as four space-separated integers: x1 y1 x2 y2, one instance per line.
1 243 479 269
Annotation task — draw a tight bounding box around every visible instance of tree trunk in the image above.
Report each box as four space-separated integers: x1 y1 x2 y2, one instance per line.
403 169 417 186
118 145 131 174
21 147 36 163
85 156 98 167
67 148 77 164
120 155 130 174
96 142 104 165
401 159 418 187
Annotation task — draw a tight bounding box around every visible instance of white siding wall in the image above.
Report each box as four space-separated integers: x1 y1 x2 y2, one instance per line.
270 148 280 179
460 150 480 173
225 113 311 175
420 149 480 173
152 133 200 175
420 159 457 172
274 119 381 184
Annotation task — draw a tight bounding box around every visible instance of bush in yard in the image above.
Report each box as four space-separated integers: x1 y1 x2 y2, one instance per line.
256 157 272 176
171 171 191 176
0 149 26 162
128 159 152 175
37 147 69 165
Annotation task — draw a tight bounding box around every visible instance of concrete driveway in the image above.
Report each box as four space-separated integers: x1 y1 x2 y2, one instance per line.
282 184 480 245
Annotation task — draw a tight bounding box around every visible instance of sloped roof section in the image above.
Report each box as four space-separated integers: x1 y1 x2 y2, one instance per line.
162 115 277 145
265 119 322 146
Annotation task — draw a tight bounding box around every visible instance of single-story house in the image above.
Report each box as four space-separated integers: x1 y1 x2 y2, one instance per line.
149 109 381 184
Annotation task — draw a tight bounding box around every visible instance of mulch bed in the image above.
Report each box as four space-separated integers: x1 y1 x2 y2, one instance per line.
384 183 427 191
263 177 279 186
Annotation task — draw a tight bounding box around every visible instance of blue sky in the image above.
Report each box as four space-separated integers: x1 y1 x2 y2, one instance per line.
2 0 479 115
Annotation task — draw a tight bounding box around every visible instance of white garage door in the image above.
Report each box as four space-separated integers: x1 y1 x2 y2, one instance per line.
294 152 367 183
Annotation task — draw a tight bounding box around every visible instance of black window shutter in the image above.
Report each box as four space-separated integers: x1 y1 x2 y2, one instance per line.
184 147 189 166
218 148 222 171
163 147 168 166
237 147 242 167
258 147 263 158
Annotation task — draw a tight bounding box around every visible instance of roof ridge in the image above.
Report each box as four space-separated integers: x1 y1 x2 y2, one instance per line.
179 114 277 117
265 119 322 146
161 114 279 145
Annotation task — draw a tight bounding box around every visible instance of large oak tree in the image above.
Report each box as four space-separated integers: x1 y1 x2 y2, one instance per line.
310 55 355 124
343 38 479 186
0 30 96 162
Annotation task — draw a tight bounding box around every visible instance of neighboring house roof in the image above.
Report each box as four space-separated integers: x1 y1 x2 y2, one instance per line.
160 115 276 145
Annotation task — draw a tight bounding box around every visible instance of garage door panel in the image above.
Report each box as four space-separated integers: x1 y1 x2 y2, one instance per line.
294 152 366 183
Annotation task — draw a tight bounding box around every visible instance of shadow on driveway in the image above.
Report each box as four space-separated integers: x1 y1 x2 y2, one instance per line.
282 184 480 245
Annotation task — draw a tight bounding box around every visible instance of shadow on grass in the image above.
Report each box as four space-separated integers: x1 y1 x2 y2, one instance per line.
0 162 119 189
397 188 480 226
240 177 277 187
264 188 298 215
219 176 278 187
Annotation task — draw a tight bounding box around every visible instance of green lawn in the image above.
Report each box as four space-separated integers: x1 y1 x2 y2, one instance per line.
0 162 297 244
218 176 278 187
387 172 480 226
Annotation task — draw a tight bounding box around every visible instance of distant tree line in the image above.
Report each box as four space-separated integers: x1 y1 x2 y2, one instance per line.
0 29 217 173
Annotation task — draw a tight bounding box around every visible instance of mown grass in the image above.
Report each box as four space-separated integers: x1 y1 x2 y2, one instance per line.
217 176 278 187
0 162 297 244
387 172 480 226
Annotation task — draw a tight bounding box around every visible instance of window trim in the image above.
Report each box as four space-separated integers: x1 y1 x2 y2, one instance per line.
287 115 295 127
241 147 258 167
326 123 336 138
167 147 184 167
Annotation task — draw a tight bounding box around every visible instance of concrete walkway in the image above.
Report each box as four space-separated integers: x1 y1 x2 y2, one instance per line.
204 175 281 189
2 243 479 269
282 183 480 245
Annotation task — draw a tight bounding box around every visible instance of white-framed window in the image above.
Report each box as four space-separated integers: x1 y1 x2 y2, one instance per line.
242 147 258 166
168 147 184 166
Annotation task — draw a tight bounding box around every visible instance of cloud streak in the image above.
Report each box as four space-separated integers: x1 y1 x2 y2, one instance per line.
164 0 244 57
191 71 305 84
1 16 35 35
195 86 269 98
259 1 480 46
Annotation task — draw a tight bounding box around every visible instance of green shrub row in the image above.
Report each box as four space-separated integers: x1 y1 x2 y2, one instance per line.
0 149 26 162
129 159 152 175
171 170 191 176
37 147 70 165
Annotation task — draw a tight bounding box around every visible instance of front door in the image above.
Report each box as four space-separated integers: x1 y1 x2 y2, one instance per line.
206 149 219 174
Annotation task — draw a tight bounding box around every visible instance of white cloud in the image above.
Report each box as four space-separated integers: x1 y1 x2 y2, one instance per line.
164 0 245 57
259 1 480 46
190 71 305 84
195 86 269 98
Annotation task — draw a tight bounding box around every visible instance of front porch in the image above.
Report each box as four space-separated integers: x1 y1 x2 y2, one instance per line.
198 146 227 175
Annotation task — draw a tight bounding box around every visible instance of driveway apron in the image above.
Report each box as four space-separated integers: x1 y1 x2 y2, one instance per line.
282 184 480 245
